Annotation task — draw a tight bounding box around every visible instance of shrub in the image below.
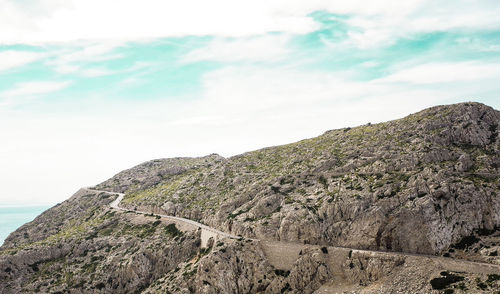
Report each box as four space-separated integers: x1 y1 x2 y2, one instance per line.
487 274 500 283
452 235 479 250
430 272 464 290
274 269 290 277
164 224 182 238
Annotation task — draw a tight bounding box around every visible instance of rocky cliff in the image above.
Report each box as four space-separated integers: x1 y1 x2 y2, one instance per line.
1 102 499 293
97 102 500 256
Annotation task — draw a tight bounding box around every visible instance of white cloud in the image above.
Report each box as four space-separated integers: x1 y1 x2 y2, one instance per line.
79 62 150 78
182 35 292 63
376 62 500 84
80 67 114 77
0 61 498 205
166 63 500 146
45 42 150 78
53 64 80 74
1 0 499 46
1 0 500 209
0 0 318 43
1 81 71 97
159 65 450 148
361 61 378 68
48 42 123 74
54 42 124 64
0 81 71 109
340 0 500 48
455 37 500 53
0 50 43 71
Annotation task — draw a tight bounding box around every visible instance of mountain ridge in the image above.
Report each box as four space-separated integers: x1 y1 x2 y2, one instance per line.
1 101 499 293
93 101 500 254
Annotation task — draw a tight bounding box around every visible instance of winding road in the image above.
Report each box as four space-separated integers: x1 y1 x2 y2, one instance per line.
86 188 500 275
87 188 241 244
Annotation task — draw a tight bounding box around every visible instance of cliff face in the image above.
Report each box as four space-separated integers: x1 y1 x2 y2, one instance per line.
97 102 500 255
1 102 499 294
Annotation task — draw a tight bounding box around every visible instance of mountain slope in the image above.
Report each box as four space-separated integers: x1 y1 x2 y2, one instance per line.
1 102 499 294
97 102 500 255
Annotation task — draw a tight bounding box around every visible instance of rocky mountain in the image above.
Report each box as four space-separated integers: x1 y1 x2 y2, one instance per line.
1 102 499 293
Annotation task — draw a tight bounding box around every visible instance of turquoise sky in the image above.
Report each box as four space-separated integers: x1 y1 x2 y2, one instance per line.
1 1 500 205
2 10 500 114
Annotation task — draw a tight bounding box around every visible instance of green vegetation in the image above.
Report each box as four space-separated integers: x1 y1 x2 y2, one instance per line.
119 221 162 238
487 274 500 283
112 104 491 224
164 224 183 238
227 207 250 219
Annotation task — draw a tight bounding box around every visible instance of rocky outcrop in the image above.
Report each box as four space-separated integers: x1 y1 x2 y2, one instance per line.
0 190 201 294
97 102 500 257
1 102 499 293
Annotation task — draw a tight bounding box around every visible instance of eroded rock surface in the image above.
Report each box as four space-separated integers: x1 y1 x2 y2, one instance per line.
1 102 499 293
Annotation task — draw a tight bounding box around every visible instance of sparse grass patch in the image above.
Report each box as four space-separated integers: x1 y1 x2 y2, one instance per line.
120 222 158 238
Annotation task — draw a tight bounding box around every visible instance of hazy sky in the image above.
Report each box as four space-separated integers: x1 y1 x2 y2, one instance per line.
1 0 500 205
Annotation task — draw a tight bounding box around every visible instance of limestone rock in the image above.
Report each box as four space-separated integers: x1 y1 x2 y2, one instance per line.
2 102 499 293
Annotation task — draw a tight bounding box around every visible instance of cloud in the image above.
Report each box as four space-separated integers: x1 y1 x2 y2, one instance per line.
80 67 115 77
2 0 499 46
376 62 500 84
455 37 500 53
1 0 500 208
54 42 124 64
44 41 152 78
316 2 500 49
0 61 497 205
48 42 124 74
182 35 292 63
167 62 500 143
0 81 71 109
81 68 111 78
79 62 151 78
1 81 70 98
165 65 448 137
0 0 318 43
0 50 44 71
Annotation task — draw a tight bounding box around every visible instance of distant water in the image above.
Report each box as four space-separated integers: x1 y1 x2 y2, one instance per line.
0 205 51 247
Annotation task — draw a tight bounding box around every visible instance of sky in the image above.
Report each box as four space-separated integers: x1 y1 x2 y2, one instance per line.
1 0 500 205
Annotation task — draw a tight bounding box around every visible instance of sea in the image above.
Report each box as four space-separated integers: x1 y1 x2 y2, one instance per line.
0 205 51 246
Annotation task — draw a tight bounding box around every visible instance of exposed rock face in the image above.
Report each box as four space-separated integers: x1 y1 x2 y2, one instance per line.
1 190 201 294
142 239 500 294
100 102 499 256
1 102 499 293
194 241 273 293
